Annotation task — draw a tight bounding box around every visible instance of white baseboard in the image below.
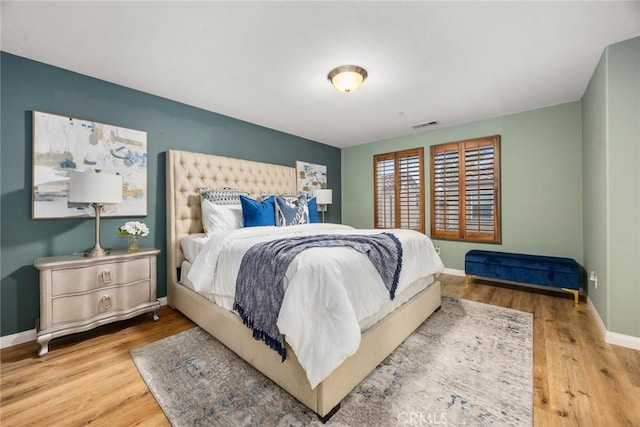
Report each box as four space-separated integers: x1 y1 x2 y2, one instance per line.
605 331 640 350
586 296 607 336
0 329 37 349
587 297 640 350
0 297 170 350
442 268 465 277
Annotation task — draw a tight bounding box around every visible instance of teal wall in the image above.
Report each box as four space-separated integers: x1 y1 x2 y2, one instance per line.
343 102 584 270
0 52 341 337
583 37 640 337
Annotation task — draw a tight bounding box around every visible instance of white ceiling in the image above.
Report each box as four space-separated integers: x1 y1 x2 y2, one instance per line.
2 1 639 148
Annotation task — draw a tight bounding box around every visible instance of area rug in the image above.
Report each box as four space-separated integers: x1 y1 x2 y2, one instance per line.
130 296 533 426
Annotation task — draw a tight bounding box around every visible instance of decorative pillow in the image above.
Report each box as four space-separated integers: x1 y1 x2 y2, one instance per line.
307 197 320 223
201 199 243 236
198 187 248 205
275 195 310 226
240 195 276 227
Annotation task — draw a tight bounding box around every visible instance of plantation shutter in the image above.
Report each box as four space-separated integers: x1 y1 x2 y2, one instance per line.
399 153 422 230
374 153 396 229
374 148 425 233
464 140 497 240
431 144 461 240
430 136 501 243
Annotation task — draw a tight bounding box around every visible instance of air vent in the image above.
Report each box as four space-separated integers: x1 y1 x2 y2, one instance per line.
411 120 440 130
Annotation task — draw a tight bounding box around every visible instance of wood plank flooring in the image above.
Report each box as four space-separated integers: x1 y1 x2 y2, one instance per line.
1 274 639 426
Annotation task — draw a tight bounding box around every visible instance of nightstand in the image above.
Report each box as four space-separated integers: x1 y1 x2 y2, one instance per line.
34 248 161 356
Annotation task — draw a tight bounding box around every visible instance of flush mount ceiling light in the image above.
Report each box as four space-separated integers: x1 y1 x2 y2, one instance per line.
327 65 368 93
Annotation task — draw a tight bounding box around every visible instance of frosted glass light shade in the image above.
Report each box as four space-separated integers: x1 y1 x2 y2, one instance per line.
328 65 367 93
69 171 122 203
314 189 332 205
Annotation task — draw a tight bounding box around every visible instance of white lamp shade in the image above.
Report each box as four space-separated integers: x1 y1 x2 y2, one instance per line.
314 189 332 205
68 171 122 203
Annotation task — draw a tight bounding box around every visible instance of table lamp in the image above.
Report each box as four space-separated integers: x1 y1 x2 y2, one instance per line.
314 189 332 223
68 171 123 257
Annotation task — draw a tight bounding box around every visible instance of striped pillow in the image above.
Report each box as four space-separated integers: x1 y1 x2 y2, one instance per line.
198 187 249 205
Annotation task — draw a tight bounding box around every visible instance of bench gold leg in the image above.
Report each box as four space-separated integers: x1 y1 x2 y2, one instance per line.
465 274 475 289
562 288 579 305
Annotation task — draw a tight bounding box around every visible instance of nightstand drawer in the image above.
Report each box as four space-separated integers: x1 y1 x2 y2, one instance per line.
51 280 152 325
52 258 150 296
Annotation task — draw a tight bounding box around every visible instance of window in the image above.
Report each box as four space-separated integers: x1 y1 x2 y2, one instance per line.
374 148 425 233
430 135 501 243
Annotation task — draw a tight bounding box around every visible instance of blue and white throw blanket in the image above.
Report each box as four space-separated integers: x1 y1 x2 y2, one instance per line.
233 233 403 361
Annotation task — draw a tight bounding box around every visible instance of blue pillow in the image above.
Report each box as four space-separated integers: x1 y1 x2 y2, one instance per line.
240 196 276 227
307 197 320 223
275 195 309 226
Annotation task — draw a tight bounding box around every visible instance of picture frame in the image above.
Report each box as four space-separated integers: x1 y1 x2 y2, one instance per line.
32 111 148 219
295 160 327 193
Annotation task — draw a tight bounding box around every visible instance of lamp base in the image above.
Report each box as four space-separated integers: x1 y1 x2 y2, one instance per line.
318 204 327 223
83 245 111 257
84 203 110 257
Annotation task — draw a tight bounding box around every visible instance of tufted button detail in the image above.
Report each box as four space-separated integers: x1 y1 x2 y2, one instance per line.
169 150 296 266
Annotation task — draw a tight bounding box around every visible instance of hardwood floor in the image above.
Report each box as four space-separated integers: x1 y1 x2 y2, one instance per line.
1 274 638 426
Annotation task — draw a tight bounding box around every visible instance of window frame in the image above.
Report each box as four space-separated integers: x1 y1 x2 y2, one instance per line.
373 147 425 233
430 135 501 244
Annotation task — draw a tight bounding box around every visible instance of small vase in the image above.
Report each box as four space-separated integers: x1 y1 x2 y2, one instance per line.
128 236 140 253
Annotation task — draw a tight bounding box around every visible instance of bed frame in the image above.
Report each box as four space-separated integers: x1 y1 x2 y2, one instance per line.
165 149 441 420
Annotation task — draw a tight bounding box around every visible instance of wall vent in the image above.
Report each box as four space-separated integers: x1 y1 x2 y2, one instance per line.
411 120 440 130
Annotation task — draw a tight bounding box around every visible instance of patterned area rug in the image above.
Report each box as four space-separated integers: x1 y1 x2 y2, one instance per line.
130 296 533 426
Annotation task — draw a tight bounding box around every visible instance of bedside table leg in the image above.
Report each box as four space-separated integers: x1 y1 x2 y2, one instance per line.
36 334 52 357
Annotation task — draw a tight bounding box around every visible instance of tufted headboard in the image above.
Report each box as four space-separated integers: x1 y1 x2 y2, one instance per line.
166 150 297 292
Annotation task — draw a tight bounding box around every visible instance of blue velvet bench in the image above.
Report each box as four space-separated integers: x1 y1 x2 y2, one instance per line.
464 250 581 304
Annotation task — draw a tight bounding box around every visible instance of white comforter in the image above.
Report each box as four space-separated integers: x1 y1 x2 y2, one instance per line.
187 223 444 388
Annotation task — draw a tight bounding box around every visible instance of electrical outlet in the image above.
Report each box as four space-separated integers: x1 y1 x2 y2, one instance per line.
434 245 441 254
589 271 598 289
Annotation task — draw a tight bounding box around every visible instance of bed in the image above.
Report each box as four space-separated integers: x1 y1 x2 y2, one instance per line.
165 149 443 420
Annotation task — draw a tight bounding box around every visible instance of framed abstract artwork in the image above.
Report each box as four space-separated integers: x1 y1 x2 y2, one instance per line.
32 111 148 219
295 160 327 193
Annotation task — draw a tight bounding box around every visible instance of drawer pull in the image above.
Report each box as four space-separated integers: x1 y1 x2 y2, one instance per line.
102 270 112 284
101 295 112 309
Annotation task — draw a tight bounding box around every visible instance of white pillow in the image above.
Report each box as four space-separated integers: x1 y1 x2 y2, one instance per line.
201 199 243 236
